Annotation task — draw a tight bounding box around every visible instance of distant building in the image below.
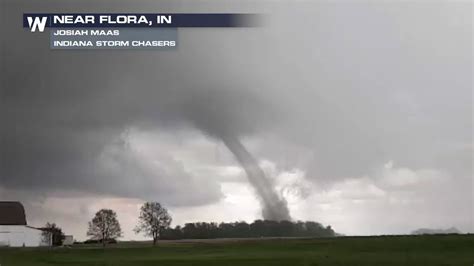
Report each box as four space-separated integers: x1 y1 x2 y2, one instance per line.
0 202 50 247
63 235 74 246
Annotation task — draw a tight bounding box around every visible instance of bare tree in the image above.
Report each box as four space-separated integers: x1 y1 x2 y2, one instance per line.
134 202 172 245
87 209 122 247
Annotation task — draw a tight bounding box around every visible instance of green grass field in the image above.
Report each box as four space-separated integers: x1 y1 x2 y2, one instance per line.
0 235 473 266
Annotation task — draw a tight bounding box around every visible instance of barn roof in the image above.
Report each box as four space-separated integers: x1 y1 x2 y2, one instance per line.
0 202 27 225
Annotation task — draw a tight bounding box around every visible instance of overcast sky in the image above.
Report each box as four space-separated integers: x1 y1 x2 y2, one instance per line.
1 0 472 240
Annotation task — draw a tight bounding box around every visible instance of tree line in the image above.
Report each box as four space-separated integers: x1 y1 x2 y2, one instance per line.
160 220 335 240
45 201 335 247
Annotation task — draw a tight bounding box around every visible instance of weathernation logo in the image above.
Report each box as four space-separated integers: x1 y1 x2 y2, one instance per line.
26 16 48 32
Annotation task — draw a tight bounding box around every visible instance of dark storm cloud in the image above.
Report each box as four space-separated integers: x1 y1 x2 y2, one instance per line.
1 0 472 220
0 0 281 207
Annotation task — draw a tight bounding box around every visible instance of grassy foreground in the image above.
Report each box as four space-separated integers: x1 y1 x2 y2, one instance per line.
0 235 473 266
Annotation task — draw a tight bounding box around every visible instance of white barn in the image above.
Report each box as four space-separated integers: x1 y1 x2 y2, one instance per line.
0 202 49 247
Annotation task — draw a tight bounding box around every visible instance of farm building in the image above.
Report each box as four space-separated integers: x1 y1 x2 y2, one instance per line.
0 201 50 247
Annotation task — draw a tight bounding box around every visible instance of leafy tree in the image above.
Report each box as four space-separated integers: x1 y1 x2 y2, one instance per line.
41 222 65 246
87 209 122 247
134 202 172 245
